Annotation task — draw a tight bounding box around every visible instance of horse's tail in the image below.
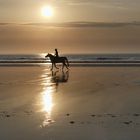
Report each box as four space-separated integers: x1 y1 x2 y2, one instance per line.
65 57 69 67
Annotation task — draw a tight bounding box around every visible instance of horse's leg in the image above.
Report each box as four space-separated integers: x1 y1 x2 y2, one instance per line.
65 63 69 69
54 63 59 69
51 63 54 70
64 59 69 69
65 58 69 67
64 62 68 69
62 62 64 70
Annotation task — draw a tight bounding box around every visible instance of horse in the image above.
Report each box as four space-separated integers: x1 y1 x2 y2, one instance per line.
45 53 69 70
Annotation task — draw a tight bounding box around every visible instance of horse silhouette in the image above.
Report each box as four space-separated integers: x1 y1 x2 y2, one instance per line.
45 53 69 70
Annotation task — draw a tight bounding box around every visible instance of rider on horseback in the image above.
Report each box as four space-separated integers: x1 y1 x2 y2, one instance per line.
45 51 69 70
54 49 59 58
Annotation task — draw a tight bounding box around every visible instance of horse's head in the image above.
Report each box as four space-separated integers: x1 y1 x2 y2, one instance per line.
45 53 50 58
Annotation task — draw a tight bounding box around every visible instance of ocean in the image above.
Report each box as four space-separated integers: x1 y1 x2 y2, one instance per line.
0 54 140 66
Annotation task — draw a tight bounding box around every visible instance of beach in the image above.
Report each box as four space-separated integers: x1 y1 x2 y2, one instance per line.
0 65 140 140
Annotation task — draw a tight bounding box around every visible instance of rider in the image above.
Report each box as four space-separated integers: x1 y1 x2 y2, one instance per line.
54 48 59 58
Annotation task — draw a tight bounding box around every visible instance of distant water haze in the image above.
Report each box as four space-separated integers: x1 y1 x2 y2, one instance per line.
0 22 140 54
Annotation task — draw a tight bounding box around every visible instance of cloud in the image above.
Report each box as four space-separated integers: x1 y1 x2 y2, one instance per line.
64 0 140 11
65 0 140 4
1 22 140 28
58 0 139 8
0 0 44 6
0 0 140 8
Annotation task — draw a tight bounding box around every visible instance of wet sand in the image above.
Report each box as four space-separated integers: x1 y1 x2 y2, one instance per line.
0 65 140 140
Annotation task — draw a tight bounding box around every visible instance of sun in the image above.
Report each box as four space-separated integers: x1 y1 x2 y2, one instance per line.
41 6 54 17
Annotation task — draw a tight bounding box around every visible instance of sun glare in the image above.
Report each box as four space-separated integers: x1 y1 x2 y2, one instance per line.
41 6 53 17
42 87 54 114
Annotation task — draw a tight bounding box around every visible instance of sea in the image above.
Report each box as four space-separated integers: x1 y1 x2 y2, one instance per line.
0 53 140 66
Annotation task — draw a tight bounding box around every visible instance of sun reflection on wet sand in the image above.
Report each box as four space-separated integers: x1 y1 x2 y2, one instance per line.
39 70 55 127
38 69 69 127
41 86 55 127
42 87 53 114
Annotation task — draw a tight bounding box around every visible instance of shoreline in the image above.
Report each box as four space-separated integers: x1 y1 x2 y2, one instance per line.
1 63 140 67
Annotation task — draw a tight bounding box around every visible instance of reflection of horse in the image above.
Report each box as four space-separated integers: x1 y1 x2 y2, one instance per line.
51 70 69 92
51 70 69 85
45 53 69 70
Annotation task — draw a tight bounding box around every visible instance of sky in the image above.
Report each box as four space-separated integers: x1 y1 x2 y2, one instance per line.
0 0 140 23
0 24 140 54
0 0 140 54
